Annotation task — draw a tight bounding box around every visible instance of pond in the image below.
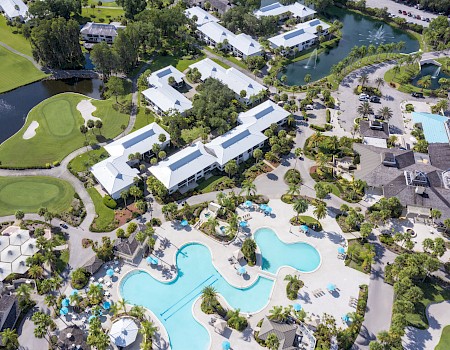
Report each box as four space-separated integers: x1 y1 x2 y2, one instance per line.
279 7 420 85
411 63 450 90
0 78 102 144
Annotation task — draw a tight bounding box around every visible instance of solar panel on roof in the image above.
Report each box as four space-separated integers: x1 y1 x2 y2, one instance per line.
122 129 155 149
222 130 251 149
169 150 203 171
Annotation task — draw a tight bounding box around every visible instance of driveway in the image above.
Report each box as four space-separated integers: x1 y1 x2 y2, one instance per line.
365 0 438 27
353 233 397 349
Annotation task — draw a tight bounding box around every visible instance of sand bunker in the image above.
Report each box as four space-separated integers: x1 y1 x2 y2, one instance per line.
76 99 101 125
22 121 39 140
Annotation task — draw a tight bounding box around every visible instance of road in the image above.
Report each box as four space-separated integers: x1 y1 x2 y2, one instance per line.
364 0 438 26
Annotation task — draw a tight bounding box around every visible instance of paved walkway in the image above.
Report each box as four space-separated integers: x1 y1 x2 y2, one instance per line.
403 300 450 350
0 42 41 70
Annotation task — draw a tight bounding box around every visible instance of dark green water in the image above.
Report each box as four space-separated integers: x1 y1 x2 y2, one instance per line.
411 63 450 90
280 7 420 85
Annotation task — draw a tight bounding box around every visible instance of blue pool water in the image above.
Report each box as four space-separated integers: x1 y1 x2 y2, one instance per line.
254 228 321 274
120 243 273 350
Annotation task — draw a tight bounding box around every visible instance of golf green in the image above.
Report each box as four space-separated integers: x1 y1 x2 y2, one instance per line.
0 93 129 168
0 176 75 216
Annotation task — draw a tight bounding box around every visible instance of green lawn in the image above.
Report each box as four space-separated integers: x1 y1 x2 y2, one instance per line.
55 249 70 275
0 46 48 93
0 17 33 56
68 148 109 173
87 187 116 232
0 176 75 216
196 176 229 193
149 53 206 73
204 47 247 69
133 95 157 132
0 93 129 168
406 280 450 329
436 325 450 350
81 7 125 23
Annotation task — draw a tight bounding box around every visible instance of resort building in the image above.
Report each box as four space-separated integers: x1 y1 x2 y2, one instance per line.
257 317 303 349
254 1 316 22
353 144 450 220
142 65 193 116
190 0 233 15
80 22 124 44
184 6 219 26
195 15 263 59
359 120 390 148
150 100 290 193
91 123 170 199
115 230 149 265
0 0 28 21
0 295 20 339
268 19 330 54
412 112 450 144
189 58 266 105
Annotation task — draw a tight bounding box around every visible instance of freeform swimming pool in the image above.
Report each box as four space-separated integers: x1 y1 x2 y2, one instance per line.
120 243 274 350
254 227 321 274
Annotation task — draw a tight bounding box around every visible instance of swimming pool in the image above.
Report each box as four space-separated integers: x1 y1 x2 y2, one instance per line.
254 227 321 274
120 243 274 350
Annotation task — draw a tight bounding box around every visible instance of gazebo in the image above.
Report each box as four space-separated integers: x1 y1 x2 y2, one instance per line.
58 325 88 350
109 317 139 347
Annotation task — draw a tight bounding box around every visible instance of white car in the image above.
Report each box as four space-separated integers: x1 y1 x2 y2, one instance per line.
359 94 370 102
305 104 314 110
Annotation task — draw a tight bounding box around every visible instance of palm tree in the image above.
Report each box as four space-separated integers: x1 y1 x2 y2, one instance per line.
268 305 290 323
375 77 384 90
377 106 393 121
286 183 300 197
0 329 19 350
228 213 239 233
417 75 432 92
240 179 256 198
140 320 158 350
109 303 121 316
16 283 32 308
392 65 401 80
201 286 218 310
117 298 128 314
357 102 374 119
294 148 303 168
358 73 369 88
207 216 218 232
87 284 104 305
266 333 280 350
313 202 327 220
121 190 129 207
293 199 308 224
28 265 44 280
130 305 146 320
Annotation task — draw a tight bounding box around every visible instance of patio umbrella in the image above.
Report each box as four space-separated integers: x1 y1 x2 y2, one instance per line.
62 298 70 307
20 238 38 256
0 236 10 253
264 207 272 214
0 262 12 281
11 256 28 274
147 256 158 265
342 314 350 322
103 301 111 310
338 247 345 254
88 315 96 323
238 266 246 275
239 221 247 228
106 268 114 277
222 340 231 350
181 219 188 227
259 203 267 210
109 317 139 347
233 249 244 261
9 230 30 246
327 283 336 292
1 246 21 263
214 319 227 333
60 307 69 316
244 200 253 208
300 225 309 232
293 303 302 311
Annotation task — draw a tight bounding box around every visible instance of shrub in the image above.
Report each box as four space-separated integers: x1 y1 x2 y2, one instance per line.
405 103 415 112
379 233 394 245
241 238 257 266
226 309 248 331
116 228 126 238
284 169 302 185
326 109 331 123
71 268 89 289
151 218 161 226
102 195 117 209
127 222 137 235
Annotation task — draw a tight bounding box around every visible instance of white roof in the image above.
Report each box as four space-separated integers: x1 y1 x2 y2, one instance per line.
20 238 39 256
363 137 388 148
268 27 317 49
1 246 21 263
0 236 10 253
184 6 219 26
149 142 217 189
238 100 291 132
142 85 193 115
0 0 28 19
147 65 185 87
205 123 266 165
9 229 30 246
11 256 28 274
197 21 234 44
109 318 139 347
254 2 315 19
91 156 139 197
190 58 265 99
228 33 262 56
296 18 331 34
104 122 170 158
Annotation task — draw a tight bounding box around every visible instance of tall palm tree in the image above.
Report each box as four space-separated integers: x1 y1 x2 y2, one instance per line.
109 303 121 317
266 333 280 350
201 286 218 310
0 329 19 350
140 320 158 350
358 73 369 88
268 305 290 323
28 265 44 280
286 184 300 197
357 102 374 119
417 75 432 92
313 202 327 220
293 199 308 224
375 77 384 90
240 179 256 198
207 216 219 232
16 283 32 308
377 106 393 121
88 284 104 305
130 305 146 320
117 298 128 314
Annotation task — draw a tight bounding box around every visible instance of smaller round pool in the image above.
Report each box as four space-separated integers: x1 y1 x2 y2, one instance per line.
254 227 321 274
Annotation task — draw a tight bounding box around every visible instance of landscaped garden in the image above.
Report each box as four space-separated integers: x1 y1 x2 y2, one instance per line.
0 46 48 93
0 93 129 168
0 176 75 216
87 187 117 232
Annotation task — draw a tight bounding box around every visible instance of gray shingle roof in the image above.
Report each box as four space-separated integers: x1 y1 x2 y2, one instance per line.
0 295 19 331
428 143 450 170
115 232 139 257
359 120 389 139
258 318 298 349
82 255 103 274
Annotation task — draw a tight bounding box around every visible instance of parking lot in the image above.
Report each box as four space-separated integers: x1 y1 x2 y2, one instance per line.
365 0 438 27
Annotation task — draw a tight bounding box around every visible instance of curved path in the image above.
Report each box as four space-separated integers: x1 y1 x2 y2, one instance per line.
0 42 41 70
403 300 450 350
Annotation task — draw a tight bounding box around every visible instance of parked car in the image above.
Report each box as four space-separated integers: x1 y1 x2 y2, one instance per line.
370 96 381 103
359 93 370 102
402 10 407 15
425 18 430 22
60 223 68 229
398 9 402 14
411 92 424 98
305 104 314 110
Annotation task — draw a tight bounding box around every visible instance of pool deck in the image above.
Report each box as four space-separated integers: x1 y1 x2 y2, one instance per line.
83 199 369 350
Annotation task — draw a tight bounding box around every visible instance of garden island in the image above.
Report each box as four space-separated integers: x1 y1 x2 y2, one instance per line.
0 0 449 349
